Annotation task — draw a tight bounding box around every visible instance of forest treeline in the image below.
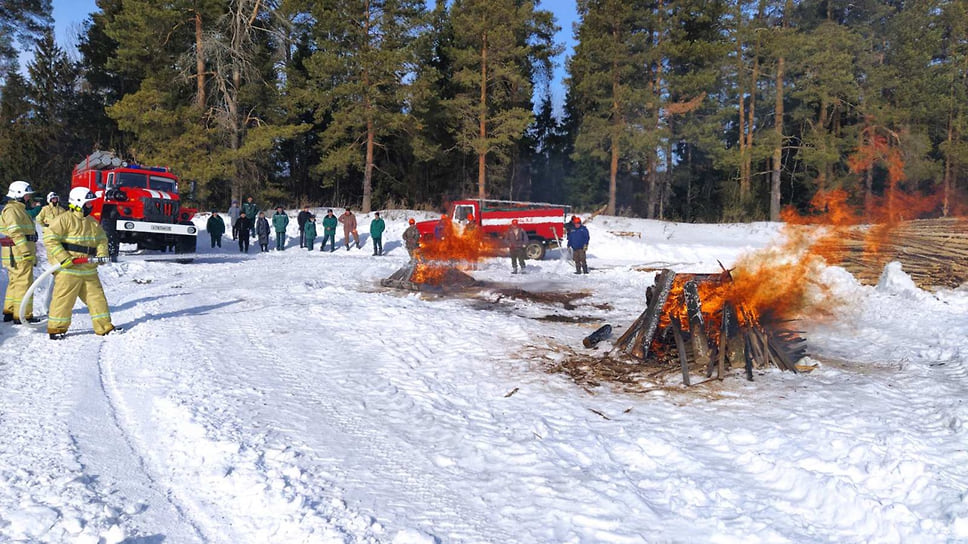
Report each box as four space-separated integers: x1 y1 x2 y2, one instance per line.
1 0 966 221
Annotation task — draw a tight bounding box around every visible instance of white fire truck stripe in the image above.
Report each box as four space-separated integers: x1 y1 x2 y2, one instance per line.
146 189 159 198
481 215 564 227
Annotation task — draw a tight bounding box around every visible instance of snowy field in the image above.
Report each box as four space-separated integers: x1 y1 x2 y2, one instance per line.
1 210 967 543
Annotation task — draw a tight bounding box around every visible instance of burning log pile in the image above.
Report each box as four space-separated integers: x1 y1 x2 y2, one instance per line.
382 220 498 292
381 260 478 292
612 269 807 385
817 218 968 288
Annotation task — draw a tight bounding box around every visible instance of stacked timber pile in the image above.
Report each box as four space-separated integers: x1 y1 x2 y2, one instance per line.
381 261 477 292
818 218 968 288
612 269 806 386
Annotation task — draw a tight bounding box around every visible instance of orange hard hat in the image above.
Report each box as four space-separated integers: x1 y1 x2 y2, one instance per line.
511 219 519 225
466 213 474 221
573 216 582 223
408 218 415 225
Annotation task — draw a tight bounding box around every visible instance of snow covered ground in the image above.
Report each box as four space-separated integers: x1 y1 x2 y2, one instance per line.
1 210 967 543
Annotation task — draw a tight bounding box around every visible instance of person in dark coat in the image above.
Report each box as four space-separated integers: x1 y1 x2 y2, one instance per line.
296 206 312 248
567 216 590 274
206 210 225 248
304 215 317 250
272 207 289 250
433 214 449 240
369 212 386 256
504 219 528 274
320 209 338 252
236 211 252 252
242 197 259 238
255 211 271 252
402 218 420 261
227 200 241 239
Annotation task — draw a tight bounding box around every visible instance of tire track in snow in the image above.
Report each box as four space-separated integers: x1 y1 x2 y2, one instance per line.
0 322 194 542
94 332 210 543
214 284 516 542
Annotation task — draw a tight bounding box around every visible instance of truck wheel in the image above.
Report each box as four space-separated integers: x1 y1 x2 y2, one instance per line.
525 242 546 260
101 207 120 262
174 234 196 263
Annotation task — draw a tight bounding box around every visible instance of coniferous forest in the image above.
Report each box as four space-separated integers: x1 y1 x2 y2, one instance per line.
1 0 967 221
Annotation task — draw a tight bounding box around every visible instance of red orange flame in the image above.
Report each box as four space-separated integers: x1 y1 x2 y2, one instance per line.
411 221 501 285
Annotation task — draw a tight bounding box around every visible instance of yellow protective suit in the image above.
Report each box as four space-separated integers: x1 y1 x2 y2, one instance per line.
36 202 66 227
1 199 37 321
43 208 115 336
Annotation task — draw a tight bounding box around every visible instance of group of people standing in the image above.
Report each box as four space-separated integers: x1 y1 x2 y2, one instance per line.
214 199 388 256
211 197 591 274
1 181 117 339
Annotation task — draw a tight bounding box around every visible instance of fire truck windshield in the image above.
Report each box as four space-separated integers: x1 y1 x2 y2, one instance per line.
113 172 177 193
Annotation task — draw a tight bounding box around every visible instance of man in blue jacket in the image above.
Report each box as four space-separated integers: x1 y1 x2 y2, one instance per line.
566 216 589 274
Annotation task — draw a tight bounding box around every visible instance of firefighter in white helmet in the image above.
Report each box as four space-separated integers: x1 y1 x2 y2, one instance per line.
0 180 39 323
43 187 116 339
36 191 66 227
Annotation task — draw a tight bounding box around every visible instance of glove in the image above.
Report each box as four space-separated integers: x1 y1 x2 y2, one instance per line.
60 257 75 269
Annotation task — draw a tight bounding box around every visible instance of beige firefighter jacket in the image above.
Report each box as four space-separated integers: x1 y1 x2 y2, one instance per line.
44 208 108 275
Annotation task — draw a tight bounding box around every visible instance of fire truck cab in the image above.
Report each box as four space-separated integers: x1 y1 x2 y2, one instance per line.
71 151 198 259
417 199 570 260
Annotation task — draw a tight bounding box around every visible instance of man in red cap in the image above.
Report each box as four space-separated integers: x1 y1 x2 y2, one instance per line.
403 218 420 260
504 218 528 274
567 216 590 274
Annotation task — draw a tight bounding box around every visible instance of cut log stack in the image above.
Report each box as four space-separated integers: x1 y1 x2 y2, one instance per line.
817 218 968 289
381 262 477 292
612 269 806 386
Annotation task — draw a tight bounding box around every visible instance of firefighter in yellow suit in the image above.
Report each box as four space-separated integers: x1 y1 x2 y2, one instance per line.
36 191 66 227
44 187 116 339
0 180 38 323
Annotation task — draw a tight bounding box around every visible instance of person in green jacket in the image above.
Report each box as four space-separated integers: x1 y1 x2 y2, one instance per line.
272 206 289 250
369 212 386 256
304 214 317 251
242 197 259 238
206 209 225 248
320 209 338 252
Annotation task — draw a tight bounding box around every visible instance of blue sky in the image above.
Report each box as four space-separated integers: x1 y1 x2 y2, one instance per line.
49 0 577 108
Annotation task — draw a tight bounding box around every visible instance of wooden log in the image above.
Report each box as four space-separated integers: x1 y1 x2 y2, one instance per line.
716 303 730 380
670 317 691 386
614 269 676 360
583 324 613 348
683 280 714 377
742 332 754 381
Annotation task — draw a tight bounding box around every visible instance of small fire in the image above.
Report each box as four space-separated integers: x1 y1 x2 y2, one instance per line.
411 221 501 285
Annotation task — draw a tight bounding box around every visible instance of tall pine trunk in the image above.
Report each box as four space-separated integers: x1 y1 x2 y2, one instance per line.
477 32 488 201
194 7 205 110
361 0 374 213
607 28 620 216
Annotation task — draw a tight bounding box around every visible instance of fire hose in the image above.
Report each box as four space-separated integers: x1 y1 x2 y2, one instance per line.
18 252 222 326
19 256 112 326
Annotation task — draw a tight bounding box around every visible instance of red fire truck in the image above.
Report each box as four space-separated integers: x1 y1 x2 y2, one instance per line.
71 151 198 259
415 199 570 260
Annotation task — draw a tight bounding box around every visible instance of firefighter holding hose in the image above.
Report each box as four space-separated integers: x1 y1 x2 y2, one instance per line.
1 180 39 323
43 187 117 339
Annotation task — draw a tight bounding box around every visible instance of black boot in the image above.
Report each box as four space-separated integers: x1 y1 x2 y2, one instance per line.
3 313 12 322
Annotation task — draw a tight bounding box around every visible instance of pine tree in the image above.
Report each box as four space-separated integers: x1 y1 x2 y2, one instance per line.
444 0 557 200
307 0 425 212
0 0 52 81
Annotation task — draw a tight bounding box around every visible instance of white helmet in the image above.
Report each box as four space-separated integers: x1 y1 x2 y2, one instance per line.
68 187 97 210
7 180 34 199
47 191 60 203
